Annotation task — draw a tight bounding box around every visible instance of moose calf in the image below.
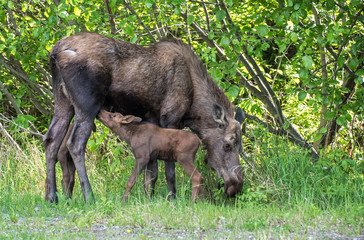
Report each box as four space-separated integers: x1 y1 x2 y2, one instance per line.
98 109 203 202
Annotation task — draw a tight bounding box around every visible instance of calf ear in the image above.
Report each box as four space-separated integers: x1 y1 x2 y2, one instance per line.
132 116 142 123
212 103 225 125
121 115 142 124
235 107 245 125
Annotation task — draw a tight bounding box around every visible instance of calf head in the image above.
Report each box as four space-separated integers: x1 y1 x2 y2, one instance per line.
98 109 142 129
203 104 244 197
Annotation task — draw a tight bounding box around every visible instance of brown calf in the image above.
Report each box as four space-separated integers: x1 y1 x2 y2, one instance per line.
98 109 203 202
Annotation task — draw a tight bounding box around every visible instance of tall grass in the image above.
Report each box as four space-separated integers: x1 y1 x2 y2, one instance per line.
0 128 363 238
1 126 363 207
239 126 363 208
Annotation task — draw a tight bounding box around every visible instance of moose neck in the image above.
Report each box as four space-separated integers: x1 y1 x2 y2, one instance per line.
111 124 139 145
188 77 235 137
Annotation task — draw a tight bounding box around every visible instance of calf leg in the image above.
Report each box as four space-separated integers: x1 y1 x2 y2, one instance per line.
123 156 149 202
177 154 203 202
144 159 158 198
44 101 74 203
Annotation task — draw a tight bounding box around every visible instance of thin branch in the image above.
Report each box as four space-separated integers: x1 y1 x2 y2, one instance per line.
201 2 210 32
104 0 117 35
121 0 157 42
0 121 28 159
0 80 22 115
0 56 53 97
153 5 166 39
181 7 319 159
312 4 329 150
0 113 43 138
244 113 319 160
221 1 285 126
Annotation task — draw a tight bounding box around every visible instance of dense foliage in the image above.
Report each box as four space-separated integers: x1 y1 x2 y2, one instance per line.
0 0 363 205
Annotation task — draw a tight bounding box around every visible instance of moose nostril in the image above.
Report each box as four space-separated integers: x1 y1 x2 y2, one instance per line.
224 143 231 151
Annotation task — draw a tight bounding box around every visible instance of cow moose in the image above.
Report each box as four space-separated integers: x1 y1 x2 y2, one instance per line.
44 32 245 203
98 109 203 202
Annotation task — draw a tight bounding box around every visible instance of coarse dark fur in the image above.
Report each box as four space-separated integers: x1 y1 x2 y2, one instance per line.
44 32 244 203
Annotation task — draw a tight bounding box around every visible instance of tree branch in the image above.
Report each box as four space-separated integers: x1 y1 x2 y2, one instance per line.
244 113 319 160
104 0 117 35
121 0 157 42
0 121 28 159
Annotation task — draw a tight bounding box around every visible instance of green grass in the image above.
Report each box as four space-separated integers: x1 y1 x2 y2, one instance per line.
0 131 363 239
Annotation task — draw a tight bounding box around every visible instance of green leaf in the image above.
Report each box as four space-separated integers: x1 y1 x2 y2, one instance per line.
347 58 359 71
208 32 214 40
187 15 194 25
130 36 138 43
227 85 239 99
356 68 364 76
299 69 309 79
283 121 290 130
302 55 313 69
216 10 226 21
74 6 81 16
124 25 134 36
174 7 181 15
256 25 269 37
313 133 323 142
145 0 154 8
337 56 345 68
320 127 327 133
290 32 298 42
85 21 95 31
298 91 307 101
336 116 346 126
220 36 230 47
8 1 14 9
210 68 223 81
324 111 336 120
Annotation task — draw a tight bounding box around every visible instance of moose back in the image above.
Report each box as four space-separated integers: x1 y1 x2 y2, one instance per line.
44 32 244 203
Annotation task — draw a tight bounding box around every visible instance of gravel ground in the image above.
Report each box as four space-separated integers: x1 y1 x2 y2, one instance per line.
89 224 364 239
2 214 363 239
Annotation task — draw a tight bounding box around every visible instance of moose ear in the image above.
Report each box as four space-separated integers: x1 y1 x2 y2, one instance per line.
235 107 245 125
121 115 141 124
212 103 225 125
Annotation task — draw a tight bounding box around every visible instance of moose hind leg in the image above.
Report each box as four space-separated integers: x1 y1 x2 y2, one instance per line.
165 162 176 198
66 117 96 203
44 102 74 203
58 122 77 199
63 62 109 203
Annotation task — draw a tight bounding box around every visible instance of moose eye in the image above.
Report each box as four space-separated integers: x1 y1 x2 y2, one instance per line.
218 123 224 129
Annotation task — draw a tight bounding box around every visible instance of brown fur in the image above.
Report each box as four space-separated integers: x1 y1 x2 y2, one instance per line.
44 32 244 203
98 110 202 202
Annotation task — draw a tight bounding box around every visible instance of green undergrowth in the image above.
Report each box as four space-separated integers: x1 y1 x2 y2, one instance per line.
0 130 363 238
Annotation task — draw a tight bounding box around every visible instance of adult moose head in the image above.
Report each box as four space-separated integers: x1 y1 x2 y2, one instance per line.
44 32 244 203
